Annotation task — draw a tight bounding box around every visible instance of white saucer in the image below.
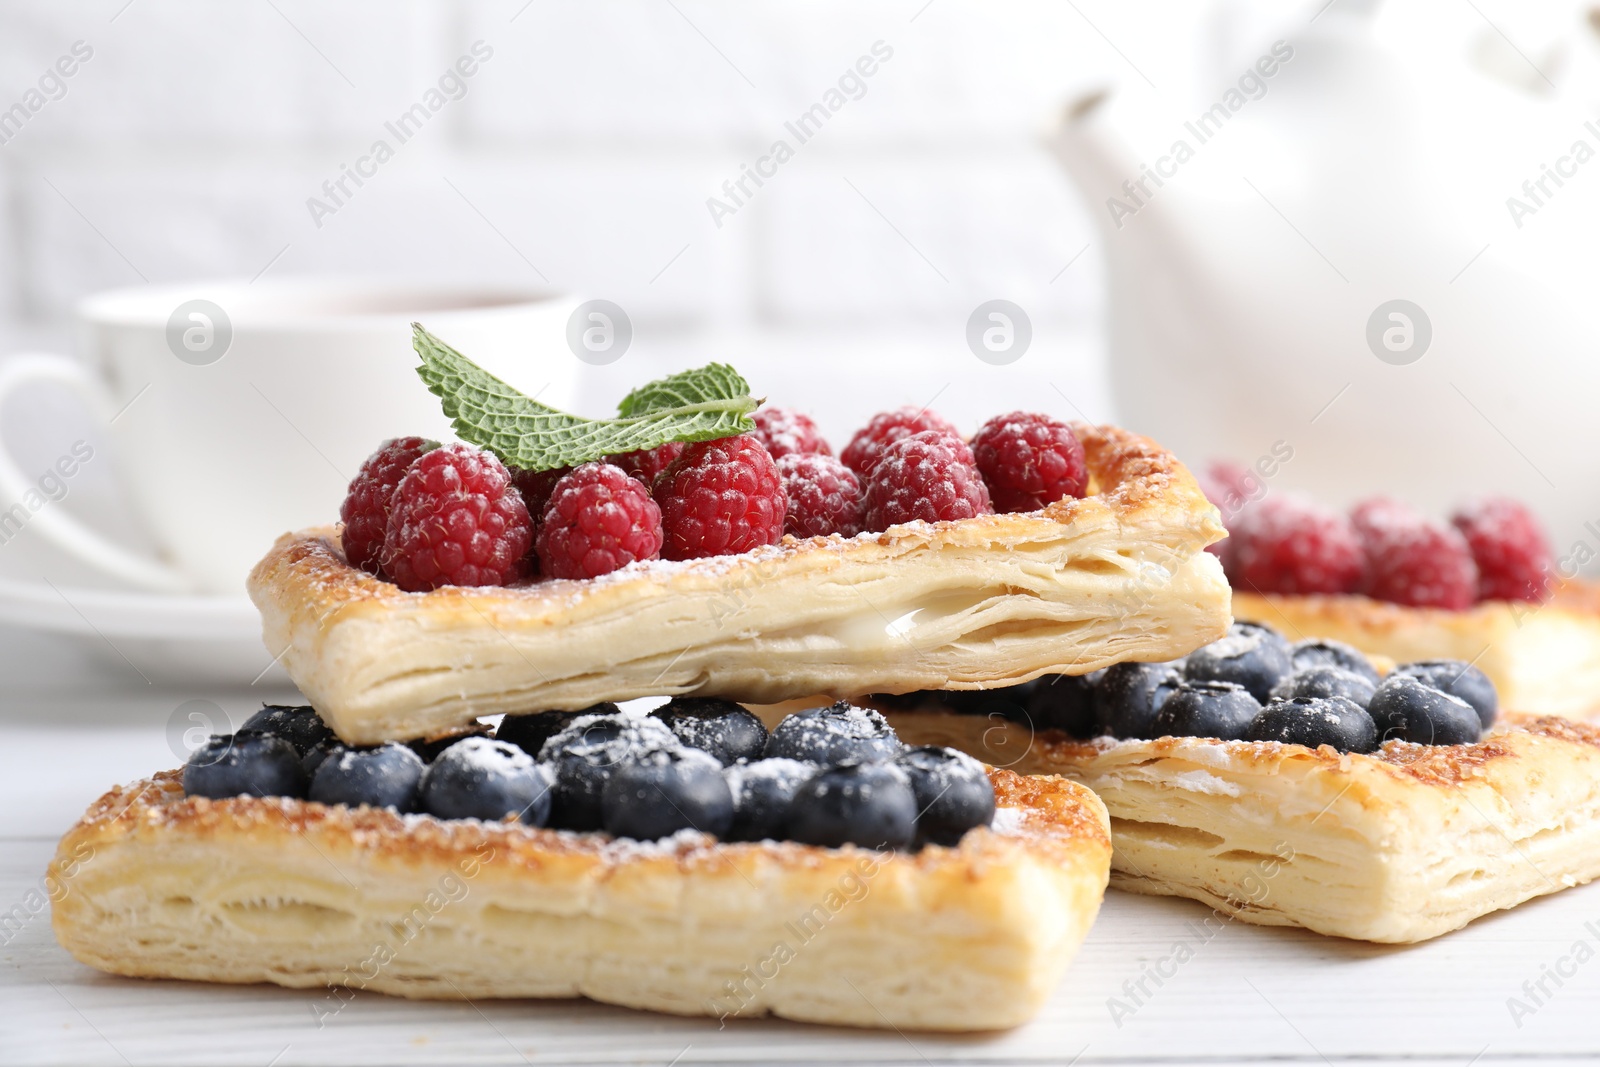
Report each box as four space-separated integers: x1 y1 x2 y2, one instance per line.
0 576 287 686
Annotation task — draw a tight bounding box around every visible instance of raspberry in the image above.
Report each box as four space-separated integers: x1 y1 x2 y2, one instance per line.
653 435 787 560
535 463 663 580
1349 495 1412 543
1353 500 1478 609
970 411 1087 512
381 444 533 592
1196 461 1252 562
605 442 685 486
1225 494 1363 595
841 407 961 478
777 453 865 538
751 407 832 460
1451 497 1552 602
339 437 437 575
510 466 570 524
862 431 992 531
1199 460 1264 525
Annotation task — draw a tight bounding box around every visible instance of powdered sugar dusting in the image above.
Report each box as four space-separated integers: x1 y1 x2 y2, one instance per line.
724 757 817 797
989 807 1027 835
441 736 532 771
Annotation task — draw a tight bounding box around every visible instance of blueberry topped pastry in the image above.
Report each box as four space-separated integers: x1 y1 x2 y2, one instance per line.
872 618 1600 946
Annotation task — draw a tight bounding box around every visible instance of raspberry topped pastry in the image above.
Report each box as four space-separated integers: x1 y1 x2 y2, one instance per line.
1201 467 1596 719
871 620 1600 944
252 325 1227 746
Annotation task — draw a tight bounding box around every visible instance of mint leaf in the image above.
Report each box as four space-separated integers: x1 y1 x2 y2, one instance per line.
413 324 759 471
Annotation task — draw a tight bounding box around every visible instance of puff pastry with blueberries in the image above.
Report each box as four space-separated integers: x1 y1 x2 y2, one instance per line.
874 617 1600 957
49 766 1111 1031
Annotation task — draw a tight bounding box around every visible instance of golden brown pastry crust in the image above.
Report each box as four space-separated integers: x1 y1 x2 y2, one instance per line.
879 710 1600 943
1232 584 1600 720
249 423 1230 744
49 768 1110 1032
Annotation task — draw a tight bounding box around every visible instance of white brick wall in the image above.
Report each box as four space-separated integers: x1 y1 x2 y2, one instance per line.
0 0 1216 332
8 0 1433 421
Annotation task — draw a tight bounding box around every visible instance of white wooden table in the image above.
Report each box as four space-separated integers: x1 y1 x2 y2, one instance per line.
5 628 1599 1066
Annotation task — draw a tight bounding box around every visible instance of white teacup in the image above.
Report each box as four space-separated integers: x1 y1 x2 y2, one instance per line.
0 279 578 594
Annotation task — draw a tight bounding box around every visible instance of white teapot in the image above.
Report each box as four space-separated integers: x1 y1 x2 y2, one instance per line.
1049 3 1600 551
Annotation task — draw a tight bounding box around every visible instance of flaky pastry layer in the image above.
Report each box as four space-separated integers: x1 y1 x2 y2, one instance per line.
1232 586 1600 720
49 769 1109 1031
881 711 1600 943
249 423 1229 744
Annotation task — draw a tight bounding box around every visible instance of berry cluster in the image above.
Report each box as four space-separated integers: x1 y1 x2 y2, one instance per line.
1198 464 1552 608
182 699 996 851
906 621 1496 754
341 406 1088 591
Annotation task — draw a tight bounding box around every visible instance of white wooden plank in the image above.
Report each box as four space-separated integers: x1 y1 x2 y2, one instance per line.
7 831 1600 1064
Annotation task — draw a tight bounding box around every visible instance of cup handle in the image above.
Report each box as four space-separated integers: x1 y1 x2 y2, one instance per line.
0 353 193 591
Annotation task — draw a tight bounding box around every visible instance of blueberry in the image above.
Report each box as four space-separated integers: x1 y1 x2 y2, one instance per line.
540 713 682 831
239 705 334 757
1393 660 1498 728
786 761 918 850
1367 675 1482 746
651 697 768 765
301 738 340 777
419 737 553 825
1247 696 1378 754
1022 674 1099 738
863 691 934 711
1269 666 1377 709
1289 638 1380 684
601 749 735 840
183 733 306 800
408 724 492 763
764 701 902 764
309 742 426 812
864 689 990 716
1092 662 1184 739
947 687 1034 725
1184 622 1293 702
497 704 616 758
724 758 818 842
894 746 996 846
1152 680 1262 740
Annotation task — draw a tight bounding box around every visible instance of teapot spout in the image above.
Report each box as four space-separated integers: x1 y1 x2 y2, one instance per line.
1047 88 1153 241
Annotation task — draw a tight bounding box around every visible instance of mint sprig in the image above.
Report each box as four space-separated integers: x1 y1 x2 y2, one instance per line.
413 324 759 472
